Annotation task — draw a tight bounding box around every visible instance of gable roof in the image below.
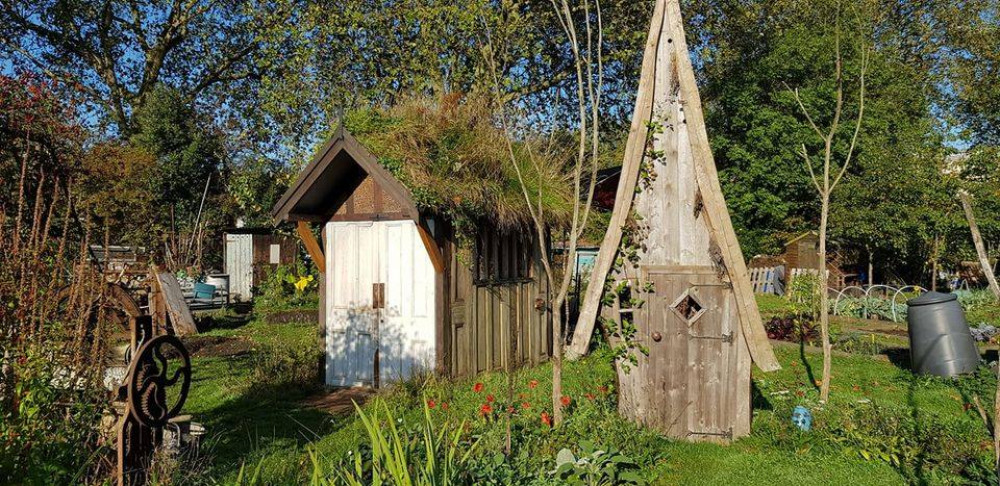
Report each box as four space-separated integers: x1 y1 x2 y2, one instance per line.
271 126 420 224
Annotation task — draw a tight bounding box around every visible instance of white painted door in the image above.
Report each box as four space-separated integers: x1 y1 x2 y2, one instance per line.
326 222 379 387
325 220 436 387
378 220 437 382
224 234 253 301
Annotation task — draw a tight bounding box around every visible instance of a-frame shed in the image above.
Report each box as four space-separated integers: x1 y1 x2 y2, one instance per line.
568 0 779 441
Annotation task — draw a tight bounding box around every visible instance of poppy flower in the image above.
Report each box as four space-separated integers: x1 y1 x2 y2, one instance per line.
507 406 515 414
560 396 571 407
473 382 484 393
585 393 596 401
528 380 539 389
597 385 609 394
427 399 436 409
521 402 531 410
486 394 495 403
480 403 493 416
541 412 552 427
442 402 449 411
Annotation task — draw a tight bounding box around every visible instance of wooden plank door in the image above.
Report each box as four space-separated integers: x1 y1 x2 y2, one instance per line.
224 234 253 301
326 222 378 387
644 265 738 440
378 220 436 382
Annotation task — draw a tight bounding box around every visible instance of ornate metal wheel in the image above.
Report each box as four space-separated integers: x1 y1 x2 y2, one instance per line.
126 335 191 427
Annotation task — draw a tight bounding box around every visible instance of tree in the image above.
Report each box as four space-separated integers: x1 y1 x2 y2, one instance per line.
933 1 1000 145
786 5 870 403
483 0 605 426
0 0 298 134
129 85 226 269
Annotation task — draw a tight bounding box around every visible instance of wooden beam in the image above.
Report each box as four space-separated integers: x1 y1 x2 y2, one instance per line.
416 221 446 274
297 221 325 273
567 0 667 359
664 0 778 371
959 190 1000 299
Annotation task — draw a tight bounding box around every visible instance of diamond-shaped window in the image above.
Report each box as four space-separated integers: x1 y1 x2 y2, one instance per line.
670 291 705 325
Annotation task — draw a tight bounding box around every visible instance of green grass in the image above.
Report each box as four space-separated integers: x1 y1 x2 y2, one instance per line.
180 315 994 485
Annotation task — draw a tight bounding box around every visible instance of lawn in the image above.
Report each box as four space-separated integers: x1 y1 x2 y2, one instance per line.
177 309 996 485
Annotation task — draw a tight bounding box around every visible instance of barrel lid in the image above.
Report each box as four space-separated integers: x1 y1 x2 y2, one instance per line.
907 291 958 306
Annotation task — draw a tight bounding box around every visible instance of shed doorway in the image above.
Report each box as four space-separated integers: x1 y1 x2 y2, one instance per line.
325 220 436 387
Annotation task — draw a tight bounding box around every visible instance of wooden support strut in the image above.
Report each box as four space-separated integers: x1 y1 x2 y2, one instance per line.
297 221 326 273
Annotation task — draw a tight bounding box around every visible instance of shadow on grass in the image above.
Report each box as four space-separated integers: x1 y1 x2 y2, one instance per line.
798 340 818 391
883 347 911 371
196 378 349 480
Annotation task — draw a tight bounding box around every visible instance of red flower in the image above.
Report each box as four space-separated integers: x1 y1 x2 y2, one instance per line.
521 402 531 410
473 382 484 393
541 412 552 427
486 394 495 403
507 406 515 414
528 380 539 389
427 399 436 409
585 393 596 401
597 385 609 394
480 403 493 416
560 396 571 407
442 402 449 411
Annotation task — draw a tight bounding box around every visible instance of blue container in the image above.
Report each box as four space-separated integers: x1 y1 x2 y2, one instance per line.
792 406 812 431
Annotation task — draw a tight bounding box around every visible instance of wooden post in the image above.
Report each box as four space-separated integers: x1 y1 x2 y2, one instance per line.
296 221 325 273
959 190 1000 299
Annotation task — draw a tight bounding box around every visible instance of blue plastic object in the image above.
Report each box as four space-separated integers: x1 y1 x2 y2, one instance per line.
193 282 216 300
792 406 812 431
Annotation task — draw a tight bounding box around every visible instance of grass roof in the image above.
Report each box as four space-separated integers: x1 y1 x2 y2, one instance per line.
340 94 573 233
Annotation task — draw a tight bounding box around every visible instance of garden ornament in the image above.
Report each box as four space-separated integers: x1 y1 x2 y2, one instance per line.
791 405 812 431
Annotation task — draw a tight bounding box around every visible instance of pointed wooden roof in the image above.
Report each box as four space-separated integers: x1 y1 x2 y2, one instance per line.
271 126 420 224
567 0 779 371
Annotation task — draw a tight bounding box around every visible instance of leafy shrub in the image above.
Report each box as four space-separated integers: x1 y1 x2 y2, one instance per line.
550 440 645 485
255 261 319 310
0 343 106 484
827 401 992 483
833 296 903 321
245 339 321 393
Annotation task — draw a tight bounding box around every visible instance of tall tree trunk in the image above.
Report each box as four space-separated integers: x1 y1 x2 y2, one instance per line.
819 195 832 402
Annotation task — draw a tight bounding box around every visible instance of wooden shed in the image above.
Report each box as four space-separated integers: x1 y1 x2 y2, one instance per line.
223 228 297 301
271 127 551 387
570 0 778 442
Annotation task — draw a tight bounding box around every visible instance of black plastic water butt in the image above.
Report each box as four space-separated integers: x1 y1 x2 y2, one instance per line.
906 291 980 377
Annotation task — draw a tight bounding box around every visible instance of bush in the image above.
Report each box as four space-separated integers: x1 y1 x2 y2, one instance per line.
255 261 319 311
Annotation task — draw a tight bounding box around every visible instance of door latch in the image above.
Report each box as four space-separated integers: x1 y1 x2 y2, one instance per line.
373 283 385 309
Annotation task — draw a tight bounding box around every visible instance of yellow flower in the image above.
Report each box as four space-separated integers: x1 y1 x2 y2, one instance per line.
294 275 313 292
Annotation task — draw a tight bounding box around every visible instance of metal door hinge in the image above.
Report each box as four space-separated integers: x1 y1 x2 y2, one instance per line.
690 331 734 344
688 427 733 440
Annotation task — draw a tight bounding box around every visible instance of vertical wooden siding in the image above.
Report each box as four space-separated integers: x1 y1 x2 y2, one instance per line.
446 228 550 377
